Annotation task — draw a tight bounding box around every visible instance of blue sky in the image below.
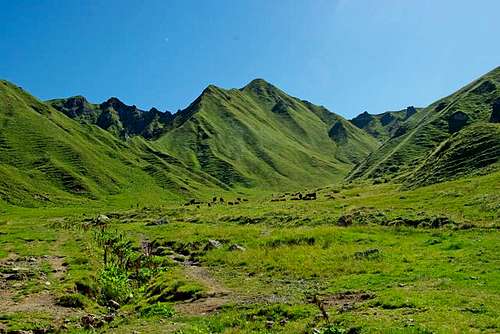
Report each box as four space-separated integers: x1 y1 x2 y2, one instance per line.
0 0 499 118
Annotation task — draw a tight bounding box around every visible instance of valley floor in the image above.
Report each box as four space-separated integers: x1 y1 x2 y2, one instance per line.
0 172 499 334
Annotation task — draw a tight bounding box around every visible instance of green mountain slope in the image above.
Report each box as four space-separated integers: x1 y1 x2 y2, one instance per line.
348 66 500 184
0 80 221 207
350 106 420 142
155 79 380 189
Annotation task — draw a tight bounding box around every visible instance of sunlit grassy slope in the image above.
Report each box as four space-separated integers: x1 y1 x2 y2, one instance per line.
156 79 379 189
348 66 500 185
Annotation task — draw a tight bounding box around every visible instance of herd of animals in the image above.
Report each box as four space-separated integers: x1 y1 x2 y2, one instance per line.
183 191 322 208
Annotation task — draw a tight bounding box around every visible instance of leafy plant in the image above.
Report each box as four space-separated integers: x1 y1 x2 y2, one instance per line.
98 264 132 305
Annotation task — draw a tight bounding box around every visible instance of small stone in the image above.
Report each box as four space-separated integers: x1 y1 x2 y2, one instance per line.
109 299 120 309
228 244 246 251
204 239 222 250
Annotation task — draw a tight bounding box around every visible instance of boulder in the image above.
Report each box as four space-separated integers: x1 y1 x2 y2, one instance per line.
228 244 246 251
204 239 222 250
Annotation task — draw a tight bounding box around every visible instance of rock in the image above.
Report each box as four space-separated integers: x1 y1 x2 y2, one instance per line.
228 244 246 251
145 217 169 226
109 299 120 309
337 214 353 227
4 273 22 280
491 98 500 123
448 111 469 133
204 239 222 250
328 121 348 144
95 214 110 224
81 314 105 329
103 313 115 322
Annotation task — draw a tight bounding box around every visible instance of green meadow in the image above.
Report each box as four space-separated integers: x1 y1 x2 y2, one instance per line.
1 170 498 333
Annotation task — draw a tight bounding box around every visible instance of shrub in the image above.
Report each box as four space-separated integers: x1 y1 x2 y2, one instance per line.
98 265 132 305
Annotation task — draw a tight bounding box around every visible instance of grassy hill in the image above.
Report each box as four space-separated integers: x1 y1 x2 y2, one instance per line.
155 79 380 189
0 80 223 207
348 66 500 185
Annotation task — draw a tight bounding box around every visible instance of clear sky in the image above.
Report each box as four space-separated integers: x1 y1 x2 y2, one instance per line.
0 0 499 118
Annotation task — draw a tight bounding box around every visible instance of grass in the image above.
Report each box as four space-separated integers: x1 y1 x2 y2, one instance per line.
0 170 498 333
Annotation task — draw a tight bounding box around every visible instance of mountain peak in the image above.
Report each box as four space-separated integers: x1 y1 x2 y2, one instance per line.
242 78 276 91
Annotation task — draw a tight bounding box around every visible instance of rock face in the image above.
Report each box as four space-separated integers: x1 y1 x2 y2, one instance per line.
349 107 419 142
350 111 374 129
448 111 469 133
491 98 500 123
328 121 348 144
48 97 173 139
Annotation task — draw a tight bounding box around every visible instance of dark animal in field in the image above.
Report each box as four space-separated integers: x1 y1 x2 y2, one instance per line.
303 192 317 200
212 197 217 202
228 202 234 205
184 198 203 206
207 203 211 207
220 197 225 203
242 198 248 202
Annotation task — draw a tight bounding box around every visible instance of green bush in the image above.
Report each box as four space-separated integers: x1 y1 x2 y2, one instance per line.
98 264 132 305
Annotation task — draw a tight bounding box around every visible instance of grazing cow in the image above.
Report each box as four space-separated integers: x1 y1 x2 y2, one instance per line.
220 197 225 203
303 192 317 200
228 202 234 205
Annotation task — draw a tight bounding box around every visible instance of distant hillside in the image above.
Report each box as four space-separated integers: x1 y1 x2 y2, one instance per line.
350 106 420 142
348 66 500 185
48 96 173 139
0 81 221 206
155 79 380 189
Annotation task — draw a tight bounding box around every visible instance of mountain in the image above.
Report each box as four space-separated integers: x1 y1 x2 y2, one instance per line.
0 80 223 206
348 66 500 185
48 96 173 139
0 78 380 205
350 106 420 142
154 79 380 188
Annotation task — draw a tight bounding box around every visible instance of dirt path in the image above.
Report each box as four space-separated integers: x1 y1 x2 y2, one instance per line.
174 265 234 315
0 253 82 321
